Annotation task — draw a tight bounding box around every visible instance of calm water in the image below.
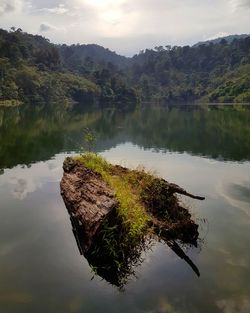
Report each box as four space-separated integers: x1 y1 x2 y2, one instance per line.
0 103 250 313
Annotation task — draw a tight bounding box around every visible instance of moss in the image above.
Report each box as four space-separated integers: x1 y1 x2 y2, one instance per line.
75 152 150 243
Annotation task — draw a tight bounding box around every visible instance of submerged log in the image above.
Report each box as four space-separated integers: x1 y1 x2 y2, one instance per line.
60 156 205 287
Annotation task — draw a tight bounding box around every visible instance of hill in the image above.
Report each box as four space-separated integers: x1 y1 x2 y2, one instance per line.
193 34 250 47
0 28 249 105
59 43 130 71
0 28 137 107
128 36 250 102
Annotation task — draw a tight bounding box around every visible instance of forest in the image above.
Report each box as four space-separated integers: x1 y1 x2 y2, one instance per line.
0 27 249 106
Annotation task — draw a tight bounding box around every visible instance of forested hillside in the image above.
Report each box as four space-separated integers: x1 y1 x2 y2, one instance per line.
0 28 137 107
193 34 249 47
59 43 129 71
129 37 250 102
0 28 249 106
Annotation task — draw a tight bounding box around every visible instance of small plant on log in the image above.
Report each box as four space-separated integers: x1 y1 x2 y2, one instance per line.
83 128 96 152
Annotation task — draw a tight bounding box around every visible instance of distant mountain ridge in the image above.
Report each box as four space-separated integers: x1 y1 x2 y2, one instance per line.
59 43 130 69
193 34 250 47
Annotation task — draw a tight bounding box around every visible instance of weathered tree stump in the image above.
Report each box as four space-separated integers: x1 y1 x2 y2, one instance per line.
60 156 205 287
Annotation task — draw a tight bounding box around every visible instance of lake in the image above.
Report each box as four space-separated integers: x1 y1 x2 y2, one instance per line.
0 103 250 313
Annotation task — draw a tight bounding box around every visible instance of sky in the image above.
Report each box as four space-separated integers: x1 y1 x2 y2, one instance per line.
0 0 249 56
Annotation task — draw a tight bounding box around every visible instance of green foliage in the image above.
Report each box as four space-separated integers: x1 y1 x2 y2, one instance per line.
0 28 138 107
0 60 99 104
128 37 250 102
83 128 96 152
205 64 250 103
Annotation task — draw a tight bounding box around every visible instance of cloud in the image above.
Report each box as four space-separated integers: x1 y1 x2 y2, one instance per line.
3 158 63 200
0 0 18 16
37 4 69 15
9 177 41 200
217 180 250 218
39 23 53 32
230 0 250 12
39 22 65 32
0 0 249 55
28 0 64 10
235 0 250 8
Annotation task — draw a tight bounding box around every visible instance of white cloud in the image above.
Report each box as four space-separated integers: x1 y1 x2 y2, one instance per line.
229 0 250 12
39 22 66 32
0 0 22 16
39 23 53 32
38 4 69 15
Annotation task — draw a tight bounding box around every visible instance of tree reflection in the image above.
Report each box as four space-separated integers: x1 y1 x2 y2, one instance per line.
0 103 249 171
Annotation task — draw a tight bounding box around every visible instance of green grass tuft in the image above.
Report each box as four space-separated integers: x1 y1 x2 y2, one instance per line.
75 152 150 242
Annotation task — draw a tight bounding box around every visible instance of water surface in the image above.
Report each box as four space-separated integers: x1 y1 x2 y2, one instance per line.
0 103 249 313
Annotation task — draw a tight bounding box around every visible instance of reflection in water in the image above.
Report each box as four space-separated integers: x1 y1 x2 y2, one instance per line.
69 211 201 289
0 292 32 304
0 103 249 171
227 183 250 203
0 103 249 313
218 181 250 217
166 241 200 277
71 215 147 289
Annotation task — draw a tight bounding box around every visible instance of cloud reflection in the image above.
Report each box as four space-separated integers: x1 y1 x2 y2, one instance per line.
217 180 250 217
8 177 40 200
1 156 65 200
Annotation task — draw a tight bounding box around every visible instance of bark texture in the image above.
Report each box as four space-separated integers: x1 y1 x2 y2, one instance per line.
60 157 118 251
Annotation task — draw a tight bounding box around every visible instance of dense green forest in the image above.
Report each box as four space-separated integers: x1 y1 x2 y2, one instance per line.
0 28 137 107
130 37 250 102
0 27 249 106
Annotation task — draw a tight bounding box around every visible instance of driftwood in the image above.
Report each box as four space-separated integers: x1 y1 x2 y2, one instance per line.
60 157 204 287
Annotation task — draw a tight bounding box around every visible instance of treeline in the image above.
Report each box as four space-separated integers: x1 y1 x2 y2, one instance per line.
0 27 249 106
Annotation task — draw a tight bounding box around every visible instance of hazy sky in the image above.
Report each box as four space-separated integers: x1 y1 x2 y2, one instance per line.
0 0 249 55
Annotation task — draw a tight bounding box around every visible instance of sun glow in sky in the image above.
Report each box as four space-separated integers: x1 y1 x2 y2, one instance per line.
84 0 125 8
84 0 125 24
0 0 249 55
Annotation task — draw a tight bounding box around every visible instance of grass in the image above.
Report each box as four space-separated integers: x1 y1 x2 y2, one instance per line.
75 152 150 242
